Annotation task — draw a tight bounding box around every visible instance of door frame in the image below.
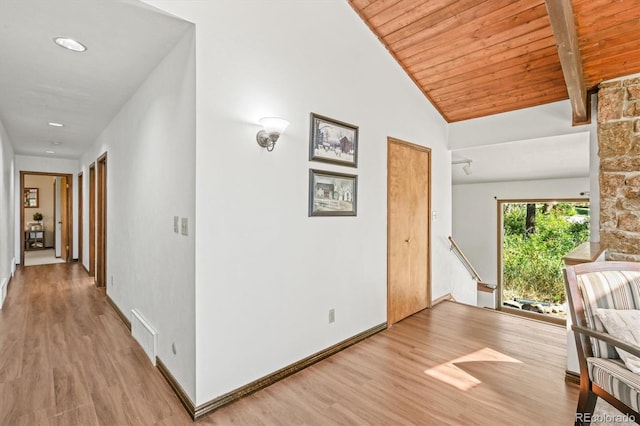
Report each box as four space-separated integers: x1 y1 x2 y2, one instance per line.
96 153 107 288
20 171 73 266
89 163 96 277
496 197 588 324
387 137 432 325
78 172 83 266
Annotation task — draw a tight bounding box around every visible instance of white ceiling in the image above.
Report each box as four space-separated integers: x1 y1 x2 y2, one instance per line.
0 0 191 159
451 132 591 185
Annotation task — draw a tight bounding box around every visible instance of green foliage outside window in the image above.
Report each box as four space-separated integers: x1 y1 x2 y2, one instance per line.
503 202 590 304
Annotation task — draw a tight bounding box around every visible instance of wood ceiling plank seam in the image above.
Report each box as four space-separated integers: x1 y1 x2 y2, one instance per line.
383 0 498 49
401 23 553 71
424 49 564 96
442 88 568 122
435 72 567 102
358 0 404 19
420 46 560 88
377 0 485 40
410 35 557 81
367 0 437 28
574 0 640 23
375 0 461 37
349 0 374 10
579 30 640 57
430 65 566 105
397 7 552 65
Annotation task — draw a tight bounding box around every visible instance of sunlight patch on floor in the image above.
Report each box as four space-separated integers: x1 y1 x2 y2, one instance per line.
424 347 522 391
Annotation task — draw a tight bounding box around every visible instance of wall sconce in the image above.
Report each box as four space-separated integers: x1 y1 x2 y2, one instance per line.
256 117 289 152
452 159 472 175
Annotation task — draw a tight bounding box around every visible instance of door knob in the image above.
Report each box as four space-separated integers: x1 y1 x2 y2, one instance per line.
405 238 411 243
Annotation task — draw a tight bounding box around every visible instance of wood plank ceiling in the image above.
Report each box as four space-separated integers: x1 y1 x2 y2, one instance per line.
349 0 640 123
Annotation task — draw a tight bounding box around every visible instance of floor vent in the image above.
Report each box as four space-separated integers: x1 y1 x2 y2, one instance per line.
131 309 158 365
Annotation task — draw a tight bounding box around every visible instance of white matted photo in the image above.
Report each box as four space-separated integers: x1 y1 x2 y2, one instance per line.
309 113 358 167
309 169 357 217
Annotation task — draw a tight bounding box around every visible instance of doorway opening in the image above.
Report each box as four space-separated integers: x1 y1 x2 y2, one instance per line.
20 171 73 267
498 199 589 323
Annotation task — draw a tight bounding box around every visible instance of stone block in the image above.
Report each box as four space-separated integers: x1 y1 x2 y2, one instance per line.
629 86 640 101
600 80 622 89
618 213 640 232
600 173 625 197
621 198 640 211
600 156 640 172
598 121 633 157
626 174 640 187
598 88 625 122
600 198 618 228
623 77 640 87
600 229 640 254
606 252 640 262
635 119 640 133
624 101 640 117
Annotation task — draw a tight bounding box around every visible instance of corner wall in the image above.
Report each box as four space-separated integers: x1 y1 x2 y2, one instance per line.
144 0 454 405
79 27 196 401
0 119 15 308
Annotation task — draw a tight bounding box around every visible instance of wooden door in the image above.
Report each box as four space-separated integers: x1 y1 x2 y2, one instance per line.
89 163 96 278
78 172 83 265
96 154 107 288
60 176 69 261
387 138 431 325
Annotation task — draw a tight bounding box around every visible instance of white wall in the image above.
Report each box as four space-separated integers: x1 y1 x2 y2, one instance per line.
143 0 457 405
79 27 196 400
452 177 590 288
14 155 79 262
0 119 15 308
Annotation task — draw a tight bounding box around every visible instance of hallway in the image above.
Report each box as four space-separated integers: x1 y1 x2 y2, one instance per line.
0 264 190 425
0 262 585 425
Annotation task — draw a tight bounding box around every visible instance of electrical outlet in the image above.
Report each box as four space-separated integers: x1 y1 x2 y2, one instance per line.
181 217 188 236
328 308 335 323
110 276 114 287
174 216 179 233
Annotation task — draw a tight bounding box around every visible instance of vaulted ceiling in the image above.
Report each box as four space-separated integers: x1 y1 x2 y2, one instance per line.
349 0 640 123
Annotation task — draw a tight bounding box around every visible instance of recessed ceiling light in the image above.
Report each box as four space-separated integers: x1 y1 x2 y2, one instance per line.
48 122 64 127
54 37 87 52
45 150 55 154
50 141 62 145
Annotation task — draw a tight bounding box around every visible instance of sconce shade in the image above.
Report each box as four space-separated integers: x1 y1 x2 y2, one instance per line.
256 117 289 152
259 117 289 135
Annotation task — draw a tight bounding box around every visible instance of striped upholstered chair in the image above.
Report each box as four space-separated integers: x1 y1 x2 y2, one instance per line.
564 261 640 425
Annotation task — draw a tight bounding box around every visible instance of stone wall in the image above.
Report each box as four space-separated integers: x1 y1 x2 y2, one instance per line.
598 76 640 261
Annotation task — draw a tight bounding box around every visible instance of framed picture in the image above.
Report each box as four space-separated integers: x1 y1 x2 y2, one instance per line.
24 187 39 208
309 113 358 167
309 169 357 217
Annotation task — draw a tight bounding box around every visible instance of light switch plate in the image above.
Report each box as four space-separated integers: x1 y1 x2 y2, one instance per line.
174 216 179 233
181 217 188 236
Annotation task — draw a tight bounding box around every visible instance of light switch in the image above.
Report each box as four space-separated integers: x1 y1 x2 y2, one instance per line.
173 216 179 233
181 217 188 236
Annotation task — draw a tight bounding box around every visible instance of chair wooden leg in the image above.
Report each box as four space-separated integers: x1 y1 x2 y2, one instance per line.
575 390 597 425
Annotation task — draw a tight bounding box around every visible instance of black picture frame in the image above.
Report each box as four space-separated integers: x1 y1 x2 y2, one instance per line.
309 113 358 167
309 169 357 217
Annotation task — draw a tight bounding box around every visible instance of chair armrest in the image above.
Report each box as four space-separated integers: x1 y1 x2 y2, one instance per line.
572 324 640 358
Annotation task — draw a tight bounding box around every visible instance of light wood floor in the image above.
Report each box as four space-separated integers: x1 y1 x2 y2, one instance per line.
0 263 580 425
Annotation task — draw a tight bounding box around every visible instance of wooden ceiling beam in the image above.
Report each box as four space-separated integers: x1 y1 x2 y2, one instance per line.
545 0 589 125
